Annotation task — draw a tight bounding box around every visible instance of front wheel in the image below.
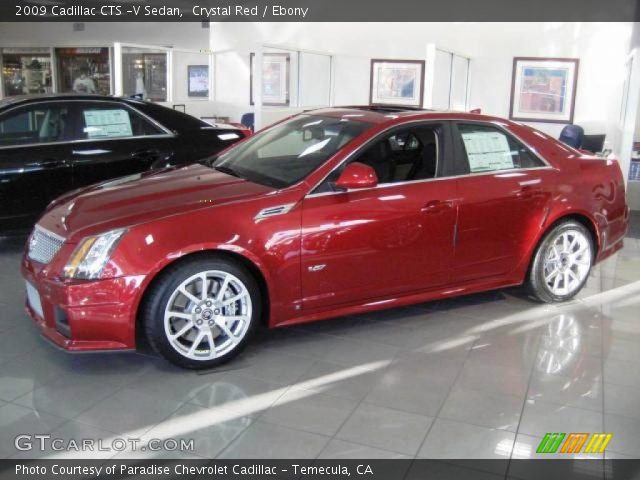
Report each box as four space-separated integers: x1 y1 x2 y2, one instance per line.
527 221 594 303
142 256 261 369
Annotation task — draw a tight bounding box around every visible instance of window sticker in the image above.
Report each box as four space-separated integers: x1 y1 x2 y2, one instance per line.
461 130 515 172
83 109 133 139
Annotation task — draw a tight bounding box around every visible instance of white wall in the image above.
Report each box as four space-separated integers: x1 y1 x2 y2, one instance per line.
468 23 632 149
621 23 640 210
0 21 634 146
211 22 633 148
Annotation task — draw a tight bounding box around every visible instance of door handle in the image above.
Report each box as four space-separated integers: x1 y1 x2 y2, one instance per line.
72 149 110 156
516 185 540 199
25 159 67 169
131 149 159 159
421 200 452 214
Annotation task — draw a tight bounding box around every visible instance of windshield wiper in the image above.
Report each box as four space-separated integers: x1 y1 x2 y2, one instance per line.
214 165 243 178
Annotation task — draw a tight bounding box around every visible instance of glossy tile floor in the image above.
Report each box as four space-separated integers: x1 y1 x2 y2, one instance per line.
0 233 639 465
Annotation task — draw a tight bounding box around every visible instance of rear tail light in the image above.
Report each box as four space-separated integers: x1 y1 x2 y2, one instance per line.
226 123 253 138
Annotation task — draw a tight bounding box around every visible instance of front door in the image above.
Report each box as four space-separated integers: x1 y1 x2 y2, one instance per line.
300 122 458 311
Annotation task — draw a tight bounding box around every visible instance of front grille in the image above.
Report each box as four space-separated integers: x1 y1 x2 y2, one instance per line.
28 226 65 264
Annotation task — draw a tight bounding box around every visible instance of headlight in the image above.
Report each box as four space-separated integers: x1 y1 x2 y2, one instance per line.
63 228 126 280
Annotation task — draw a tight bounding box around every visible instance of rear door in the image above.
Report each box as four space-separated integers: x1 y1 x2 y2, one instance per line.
452 121 554 282
0 101 74 231
69 101 175 188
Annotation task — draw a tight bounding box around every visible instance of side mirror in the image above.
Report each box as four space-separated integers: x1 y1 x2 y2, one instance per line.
334 162 378 191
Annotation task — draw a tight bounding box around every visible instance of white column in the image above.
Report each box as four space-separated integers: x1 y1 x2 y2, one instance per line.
166 48 173 103
254 45 263 131
113 42 123 96
423 43 437 109
619 48 640 189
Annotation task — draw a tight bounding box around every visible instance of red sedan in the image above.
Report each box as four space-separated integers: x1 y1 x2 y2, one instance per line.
21 107 629 368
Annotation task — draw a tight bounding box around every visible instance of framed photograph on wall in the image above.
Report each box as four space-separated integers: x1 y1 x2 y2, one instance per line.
250 53 290 106
509 57 579 124
187 65 209 98
369 59 425 107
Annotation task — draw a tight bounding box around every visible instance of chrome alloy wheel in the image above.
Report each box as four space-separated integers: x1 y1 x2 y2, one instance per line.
543 229 592 297
164 270 252 361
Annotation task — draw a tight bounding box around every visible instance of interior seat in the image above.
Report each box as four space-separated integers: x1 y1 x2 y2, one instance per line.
407 142 437 180
360 139 394 183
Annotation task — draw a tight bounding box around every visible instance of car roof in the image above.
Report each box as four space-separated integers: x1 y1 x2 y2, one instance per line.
0 93 147 108
0 94 228 133
306 106 512 126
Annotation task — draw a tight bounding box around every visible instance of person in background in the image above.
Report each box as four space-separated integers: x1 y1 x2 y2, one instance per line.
134 71 147 99
72 66 97 94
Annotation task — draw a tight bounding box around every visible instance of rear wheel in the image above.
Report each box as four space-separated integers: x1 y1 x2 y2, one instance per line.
143 256 260 369
528 221 594 303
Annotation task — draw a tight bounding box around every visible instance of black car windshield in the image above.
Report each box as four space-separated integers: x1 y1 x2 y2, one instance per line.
212 115 372 188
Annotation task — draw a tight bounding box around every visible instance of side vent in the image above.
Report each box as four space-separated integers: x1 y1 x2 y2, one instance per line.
255 203 296 220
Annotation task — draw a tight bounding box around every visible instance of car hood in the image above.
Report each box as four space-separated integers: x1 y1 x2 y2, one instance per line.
38 164 275 241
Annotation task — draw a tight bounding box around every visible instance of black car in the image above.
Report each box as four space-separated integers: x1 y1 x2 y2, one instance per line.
0 94 249 233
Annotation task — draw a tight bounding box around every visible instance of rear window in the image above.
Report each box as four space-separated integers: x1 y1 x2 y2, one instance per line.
458 123 545 173
78 104 163 139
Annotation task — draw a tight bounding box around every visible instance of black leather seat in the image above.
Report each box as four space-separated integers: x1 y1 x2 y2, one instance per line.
407 142 437 180
361 140 393 183
559 125 584 149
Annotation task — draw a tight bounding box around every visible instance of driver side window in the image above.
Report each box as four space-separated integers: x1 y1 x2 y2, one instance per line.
316 124 441 193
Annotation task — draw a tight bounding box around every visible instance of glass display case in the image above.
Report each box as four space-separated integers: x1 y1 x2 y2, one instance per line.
55 47 111 95
1 48 52 96
121 47 168 101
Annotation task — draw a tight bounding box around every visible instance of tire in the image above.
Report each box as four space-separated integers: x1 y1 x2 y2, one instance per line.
142 255 261 369
527 220 594 303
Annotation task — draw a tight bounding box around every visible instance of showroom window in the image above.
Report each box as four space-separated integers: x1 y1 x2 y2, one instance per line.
432 50 470 111
249 49 333 109
457 123 544 173
1 49 53 97
0 103 70 146
76 103 164 140
55 47 112 96
121 47 168 102
250 52 291 106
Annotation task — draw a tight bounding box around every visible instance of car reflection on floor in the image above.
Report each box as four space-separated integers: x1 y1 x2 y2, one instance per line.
0 236 639 466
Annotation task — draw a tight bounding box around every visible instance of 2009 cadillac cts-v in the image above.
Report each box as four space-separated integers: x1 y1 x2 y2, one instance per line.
22 107 629 368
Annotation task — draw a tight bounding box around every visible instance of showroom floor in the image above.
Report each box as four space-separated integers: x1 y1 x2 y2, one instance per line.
0 231 639 468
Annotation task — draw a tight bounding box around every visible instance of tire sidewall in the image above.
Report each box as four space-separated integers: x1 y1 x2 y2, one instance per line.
530 221 594 303
143 256 261 369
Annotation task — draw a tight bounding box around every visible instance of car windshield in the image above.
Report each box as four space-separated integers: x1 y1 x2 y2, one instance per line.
212 114 372 188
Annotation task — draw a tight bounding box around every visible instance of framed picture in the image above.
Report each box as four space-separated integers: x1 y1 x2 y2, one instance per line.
172 104 186 112
187 65 209 98
509 57 579 124
369 59 425 107
250 53 290 106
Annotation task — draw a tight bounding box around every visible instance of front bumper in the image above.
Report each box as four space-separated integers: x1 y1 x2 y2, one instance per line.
22 257 145 352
